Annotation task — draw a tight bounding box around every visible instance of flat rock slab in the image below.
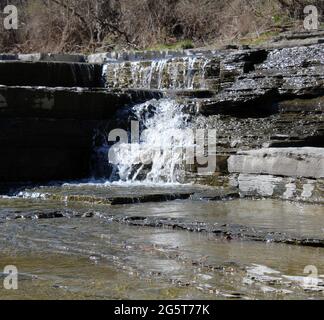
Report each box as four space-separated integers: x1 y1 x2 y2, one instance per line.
87 49 219 64
233 174 324 203
0 54 18 60
228 147 324 178
15 183 237 205
3 191 324 247
18 53 86 63
115 215 324 248
27 192 193 205
0 61 102 87
0 86 162 120
0 53 86 62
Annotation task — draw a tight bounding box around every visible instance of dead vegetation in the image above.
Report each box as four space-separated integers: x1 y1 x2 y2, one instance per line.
0 0 322 53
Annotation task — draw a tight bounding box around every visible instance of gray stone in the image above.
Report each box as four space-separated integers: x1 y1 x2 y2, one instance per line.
228 147 324 179
237 174 284 197
278 96 324 113
0 54 18 60
88 49 199 63
100 43 324 109
0 85 162 120
87 52 113 64
233 174 324 203
18 53 86 63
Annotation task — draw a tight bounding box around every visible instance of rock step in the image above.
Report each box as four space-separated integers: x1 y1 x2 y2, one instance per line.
0 53 86 62
228 147 324 179
88 49 221 64
232 174 324 204
104 55 222 91
0 61 102 88
116 215 324 247
101 43 324 103
0 86 162 120
18 190 194 205
0 86 161 182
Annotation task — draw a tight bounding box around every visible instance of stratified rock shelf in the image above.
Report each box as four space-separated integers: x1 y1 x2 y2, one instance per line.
0 31 323 203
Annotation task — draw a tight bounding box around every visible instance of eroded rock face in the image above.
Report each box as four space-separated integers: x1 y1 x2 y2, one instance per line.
198 44 324 114
231 174 324 203
103 44 323 105
228 148 324 179
0 38 323 188
2 40 322 99
226 147 324 203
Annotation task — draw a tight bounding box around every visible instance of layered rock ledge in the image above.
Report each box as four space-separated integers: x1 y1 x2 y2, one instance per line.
228 148 324 179
0 85 161 182
0 32 323 196
227 148 324 203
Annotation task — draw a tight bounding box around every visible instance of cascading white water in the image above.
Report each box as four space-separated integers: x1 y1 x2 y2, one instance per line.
105 56 211 90
101 54 216 184
109 99 195 184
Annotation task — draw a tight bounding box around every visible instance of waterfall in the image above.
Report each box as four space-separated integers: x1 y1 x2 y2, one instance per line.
97 53 217 184
108 99 195 184
105 56 212 90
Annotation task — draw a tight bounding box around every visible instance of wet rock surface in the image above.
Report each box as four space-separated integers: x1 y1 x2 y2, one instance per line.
102 43 324 103
0 39 323 185
94 41 324 202
0 33 324 299
14 183 228 205
0 187 324 299
197 44 324 114
1 184 323 246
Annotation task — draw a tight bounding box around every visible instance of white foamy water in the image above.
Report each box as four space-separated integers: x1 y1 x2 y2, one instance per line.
109 99 195 183
105 56 211 90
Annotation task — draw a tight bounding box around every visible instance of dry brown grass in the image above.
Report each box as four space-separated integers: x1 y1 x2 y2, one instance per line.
0 0 322 53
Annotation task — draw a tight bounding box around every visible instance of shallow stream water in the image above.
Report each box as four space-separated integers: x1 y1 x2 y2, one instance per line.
0 183 323 300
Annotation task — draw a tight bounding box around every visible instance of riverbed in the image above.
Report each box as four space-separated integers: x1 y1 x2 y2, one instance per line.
0 183 323 300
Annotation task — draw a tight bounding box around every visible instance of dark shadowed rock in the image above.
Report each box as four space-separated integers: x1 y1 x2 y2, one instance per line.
0 61 102 87
0 85 161 182
0 86 161 120
18 53 86 63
